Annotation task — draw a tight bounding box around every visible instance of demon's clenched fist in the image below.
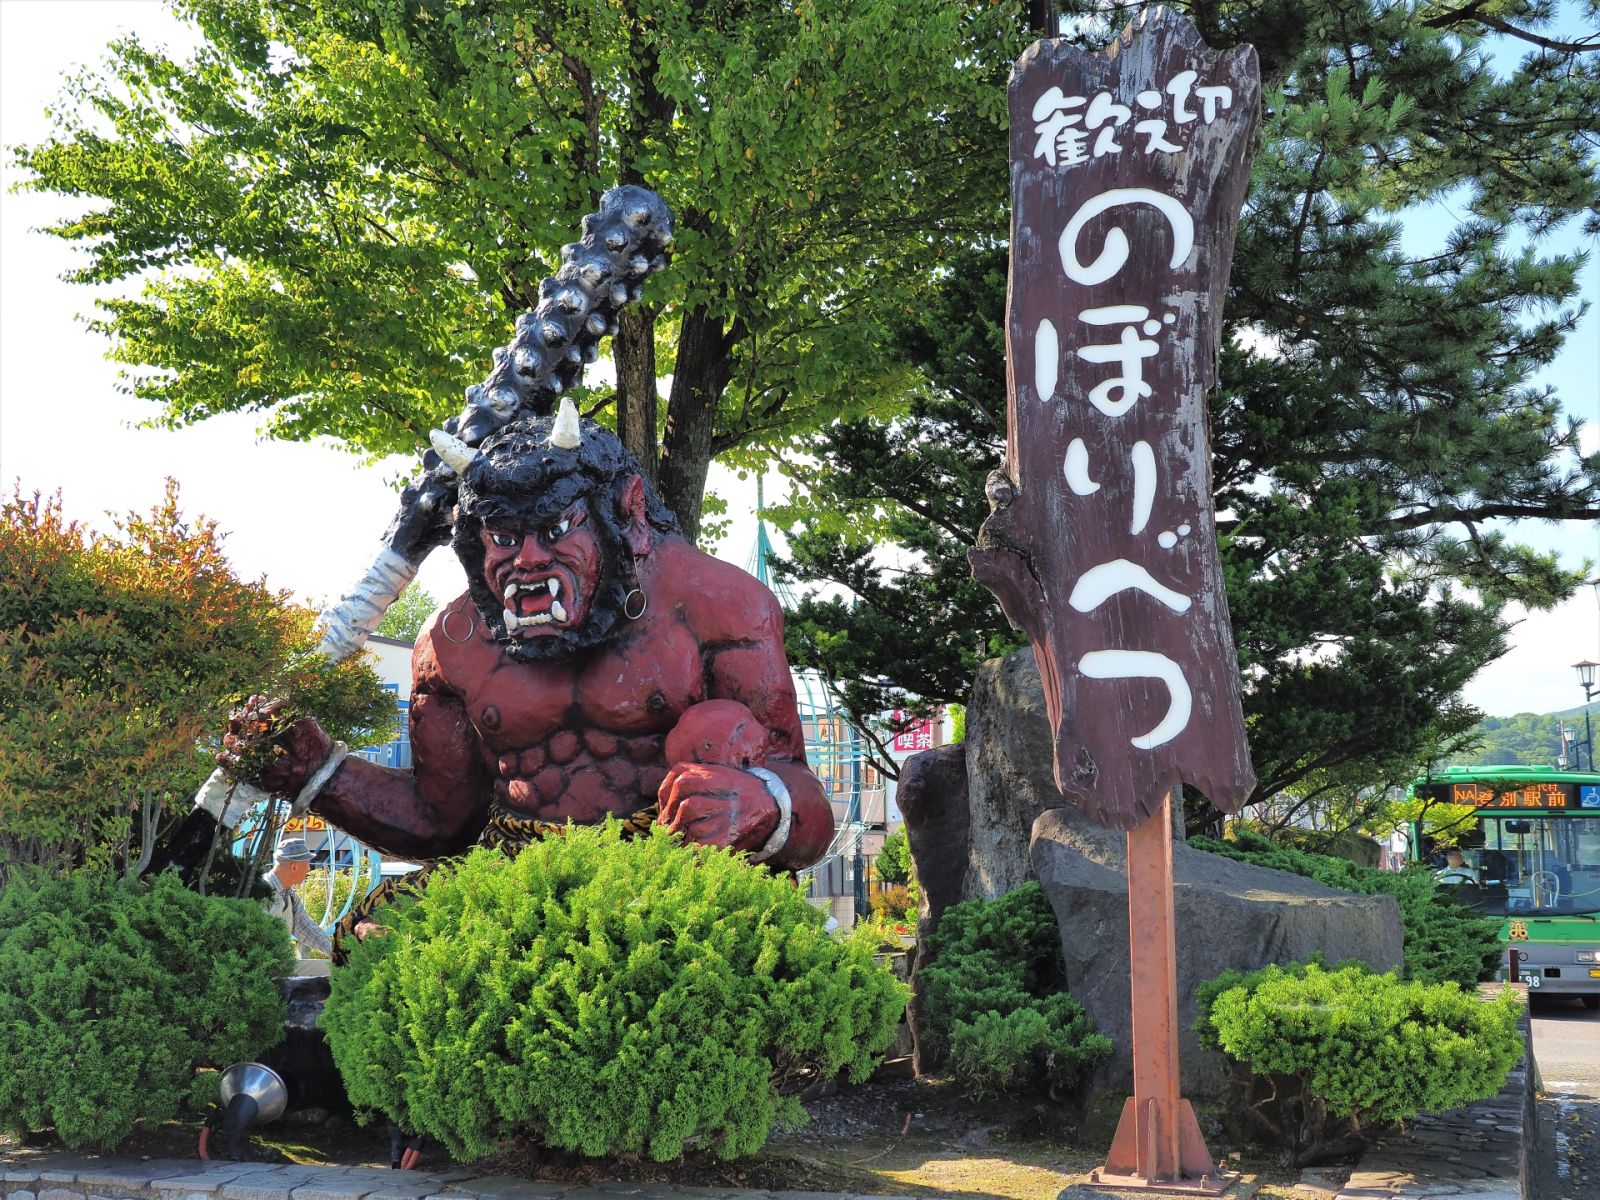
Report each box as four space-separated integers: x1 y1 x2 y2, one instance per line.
223 414 832 873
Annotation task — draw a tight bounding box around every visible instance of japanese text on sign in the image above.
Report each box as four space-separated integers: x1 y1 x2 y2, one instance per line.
972 11 1259 829
1029 91 1244 752
1031 72 1234 169
890 709 940 754
1451 781 1570 810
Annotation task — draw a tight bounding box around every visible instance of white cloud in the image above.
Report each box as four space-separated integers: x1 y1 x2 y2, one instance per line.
1462 588 1600 717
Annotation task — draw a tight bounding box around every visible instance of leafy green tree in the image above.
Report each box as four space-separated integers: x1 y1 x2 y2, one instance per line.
874 826 912 885
374 585 438 643
14 0 1029 541
0 485 394 882
776 1 1598 808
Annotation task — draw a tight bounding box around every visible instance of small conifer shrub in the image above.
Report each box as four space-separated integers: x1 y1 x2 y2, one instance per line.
320 824 909 1162
0 870 292 1150
1195 959 1524 1162
918 882 1111 1097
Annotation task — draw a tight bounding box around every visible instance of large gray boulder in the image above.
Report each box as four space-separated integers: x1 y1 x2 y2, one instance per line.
1031 805 1404 1097
961 649 1062 899
902 649 1186 916
895 743 971 930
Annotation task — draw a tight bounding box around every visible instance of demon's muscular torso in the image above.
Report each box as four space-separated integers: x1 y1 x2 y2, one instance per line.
301 525 832 872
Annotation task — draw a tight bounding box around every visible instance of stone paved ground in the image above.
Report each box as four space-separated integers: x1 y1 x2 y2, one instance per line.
0 1078 1527 1200
1 1154 902 1200
1327 1046 1531 1200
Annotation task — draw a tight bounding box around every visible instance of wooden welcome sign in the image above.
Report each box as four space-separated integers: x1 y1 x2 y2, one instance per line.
972 7 1258 832
972 9 1261 1191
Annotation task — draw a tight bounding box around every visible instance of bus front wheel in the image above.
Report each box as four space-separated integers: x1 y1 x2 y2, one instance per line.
1582 995 1599 1011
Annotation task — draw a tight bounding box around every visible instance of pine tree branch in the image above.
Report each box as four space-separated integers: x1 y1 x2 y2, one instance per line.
1423 4 1600 53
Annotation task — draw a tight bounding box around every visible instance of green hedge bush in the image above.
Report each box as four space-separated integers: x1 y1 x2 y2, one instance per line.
1191 830 1501 986
1195 959 1523 1162
0 870 292 1149
320 824 909 1162
919 882 1111 1098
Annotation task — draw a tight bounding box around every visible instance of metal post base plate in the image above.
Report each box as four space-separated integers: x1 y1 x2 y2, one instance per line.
1088 1097 1234 1194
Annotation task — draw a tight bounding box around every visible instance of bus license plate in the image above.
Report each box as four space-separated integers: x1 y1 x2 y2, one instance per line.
1520 972 1541 988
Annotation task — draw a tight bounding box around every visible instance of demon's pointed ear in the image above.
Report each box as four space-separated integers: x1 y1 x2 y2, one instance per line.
619 474 652 557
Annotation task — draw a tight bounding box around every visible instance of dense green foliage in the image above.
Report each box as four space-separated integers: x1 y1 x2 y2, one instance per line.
321 824 908 1162
776 0 1598 796
0 871 292 1150
874 828 912 885
918 882 1111 1098
374 585 439 644
868 883 915 925
0 486 394 883
1448 711 1586 768
1195 959 1523 1160
1192 830 1502 987
14 0 1029 539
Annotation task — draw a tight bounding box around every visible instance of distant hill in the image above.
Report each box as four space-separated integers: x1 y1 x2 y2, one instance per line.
1441 708 1597 768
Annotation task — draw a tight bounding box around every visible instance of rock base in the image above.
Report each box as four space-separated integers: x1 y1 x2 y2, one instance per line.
1031 806 1404 1097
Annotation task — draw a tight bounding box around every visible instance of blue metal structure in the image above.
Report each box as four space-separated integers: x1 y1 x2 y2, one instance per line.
742 478 877 916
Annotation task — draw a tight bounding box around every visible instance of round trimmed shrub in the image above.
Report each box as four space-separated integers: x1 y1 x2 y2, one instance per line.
0 870 293 1150
320 824 909 1162
1195 959 1524 1162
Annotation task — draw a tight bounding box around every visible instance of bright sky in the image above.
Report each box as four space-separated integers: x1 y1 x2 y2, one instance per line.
1 0 1595 719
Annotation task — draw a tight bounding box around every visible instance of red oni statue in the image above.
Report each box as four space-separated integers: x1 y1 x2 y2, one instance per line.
221 411 834 887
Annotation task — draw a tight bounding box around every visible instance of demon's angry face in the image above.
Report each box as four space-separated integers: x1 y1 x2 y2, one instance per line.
482 495 603 644
452 417 677 663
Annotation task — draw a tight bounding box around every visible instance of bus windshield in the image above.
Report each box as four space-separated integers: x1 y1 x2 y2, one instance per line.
1440 814 1600 917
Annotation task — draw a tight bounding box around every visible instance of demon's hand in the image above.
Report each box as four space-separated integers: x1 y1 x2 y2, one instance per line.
219 695 336 799
384 465 459 564
657 762 780 852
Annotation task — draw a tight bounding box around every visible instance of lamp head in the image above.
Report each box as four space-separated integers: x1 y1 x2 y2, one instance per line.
1576 660 1599 690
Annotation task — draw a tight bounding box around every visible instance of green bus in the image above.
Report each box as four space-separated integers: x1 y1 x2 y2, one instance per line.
1409 764 1600 1007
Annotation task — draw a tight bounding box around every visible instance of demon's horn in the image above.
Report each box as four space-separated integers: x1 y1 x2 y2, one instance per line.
548 396 582 450
429 429 481 474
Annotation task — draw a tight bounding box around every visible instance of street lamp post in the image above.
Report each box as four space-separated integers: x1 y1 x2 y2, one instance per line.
1575 660 1598 772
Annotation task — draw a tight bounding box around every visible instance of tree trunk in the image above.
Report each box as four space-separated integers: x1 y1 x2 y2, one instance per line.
614 306 659 483
657 305 732 542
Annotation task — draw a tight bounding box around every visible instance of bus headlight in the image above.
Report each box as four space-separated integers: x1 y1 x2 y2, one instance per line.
1576 950 1600 964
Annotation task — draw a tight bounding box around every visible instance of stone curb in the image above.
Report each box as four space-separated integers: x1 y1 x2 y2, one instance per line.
0 1160 932 1200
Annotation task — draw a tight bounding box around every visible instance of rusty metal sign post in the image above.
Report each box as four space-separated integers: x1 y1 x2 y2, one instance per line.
971 8 1261 1193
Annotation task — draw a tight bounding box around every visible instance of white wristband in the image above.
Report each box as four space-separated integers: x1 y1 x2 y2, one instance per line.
293 742 349 815
746 767 793 864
